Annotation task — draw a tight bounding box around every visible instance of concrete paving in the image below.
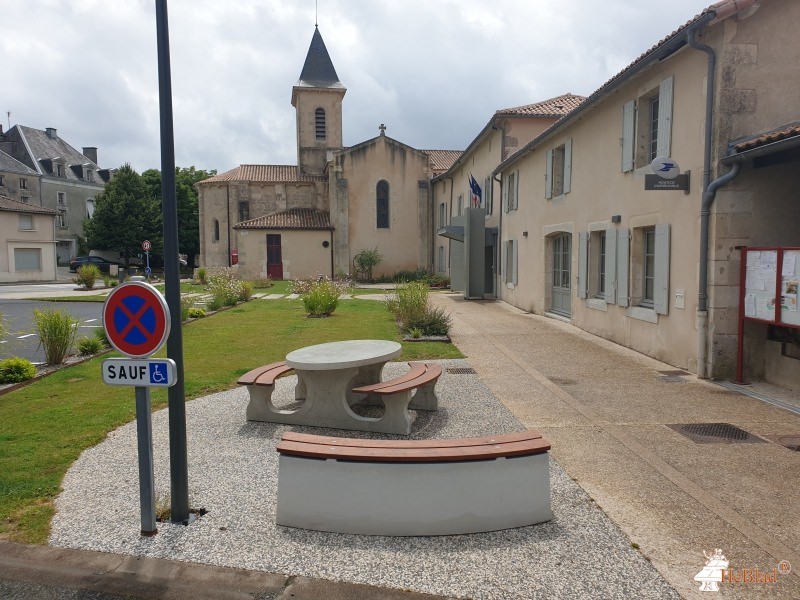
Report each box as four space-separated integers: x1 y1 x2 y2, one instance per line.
431 292 800 599
1 288 799 598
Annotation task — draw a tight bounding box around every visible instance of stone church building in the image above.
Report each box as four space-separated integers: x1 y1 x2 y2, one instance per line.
197 27 460 280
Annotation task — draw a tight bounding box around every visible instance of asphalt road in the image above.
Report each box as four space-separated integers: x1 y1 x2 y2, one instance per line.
0 299 103 364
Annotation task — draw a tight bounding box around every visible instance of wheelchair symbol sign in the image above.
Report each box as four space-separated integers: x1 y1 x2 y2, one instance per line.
102 358 177 387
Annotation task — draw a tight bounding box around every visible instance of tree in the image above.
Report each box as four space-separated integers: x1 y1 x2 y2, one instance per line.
83 164 163 264
141 166 215 269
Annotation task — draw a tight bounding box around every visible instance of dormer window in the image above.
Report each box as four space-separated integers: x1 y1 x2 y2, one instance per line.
56 163 64 177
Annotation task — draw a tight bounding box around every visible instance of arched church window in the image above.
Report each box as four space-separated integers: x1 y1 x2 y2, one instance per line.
315 108 326 140
213 219 220 242
376 180 389 229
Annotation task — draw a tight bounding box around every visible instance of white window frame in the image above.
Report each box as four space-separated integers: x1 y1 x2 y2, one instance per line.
438 202 447 229
20 177 28 190
57 191 66 206
57 210 67 229
437 245 446 273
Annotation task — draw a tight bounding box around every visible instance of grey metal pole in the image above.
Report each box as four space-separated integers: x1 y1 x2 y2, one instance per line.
135 386 157 536
155 0 189 523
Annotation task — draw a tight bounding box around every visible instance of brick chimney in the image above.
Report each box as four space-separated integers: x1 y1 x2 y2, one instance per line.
83 147 98 164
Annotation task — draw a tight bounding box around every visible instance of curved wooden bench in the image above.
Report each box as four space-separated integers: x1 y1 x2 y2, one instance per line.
237 361 303 421
350 362 442 434
276 430 552 536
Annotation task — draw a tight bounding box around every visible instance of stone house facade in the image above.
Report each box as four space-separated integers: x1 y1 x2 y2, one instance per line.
494 0 799 387
0 125 111 265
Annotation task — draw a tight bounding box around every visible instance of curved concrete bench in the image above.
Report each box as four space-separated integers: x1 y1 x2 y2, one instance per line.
275 430 552 536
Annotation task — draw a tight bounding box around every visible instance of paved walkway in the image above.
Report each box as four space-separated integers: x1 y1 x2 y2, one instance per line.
2 291 799 598
430 293 800 599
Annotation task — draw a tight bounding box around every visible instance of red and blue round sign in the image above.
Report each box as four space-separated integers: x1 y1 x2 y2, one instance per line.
103 282 170 358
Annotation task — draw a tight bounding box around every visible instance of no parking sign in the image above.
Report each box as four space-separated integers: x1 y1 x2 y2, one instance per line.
103 281 170 358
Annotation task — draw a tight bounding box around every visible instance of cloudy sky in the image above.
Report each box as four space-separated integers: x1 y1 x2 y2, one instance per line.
4 0 712 174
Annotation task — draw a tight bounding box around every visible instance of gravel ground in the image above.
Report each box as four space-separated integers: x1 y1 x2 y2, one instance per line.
50 359 679 600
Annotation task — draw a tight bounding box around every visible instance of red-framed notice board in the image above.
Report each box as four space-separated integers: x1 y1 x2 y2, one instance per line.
736 246 800 382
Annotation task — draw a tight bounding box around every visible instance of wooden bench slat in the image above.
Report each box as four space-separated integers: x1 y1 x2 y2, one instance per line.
280 430 543 450
372 364 441 395
351 362 427 394
237 361 292 386
277 437 550 462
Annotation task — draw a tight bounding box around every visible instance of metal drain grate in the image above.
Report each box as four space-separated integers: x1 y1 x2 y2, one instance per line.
766 435 800 452
446 367 477 375
668 422 765 444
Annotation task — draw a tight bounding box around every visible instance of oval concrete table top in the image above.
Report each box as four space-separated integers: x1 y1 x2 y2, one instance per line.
286 339 402 371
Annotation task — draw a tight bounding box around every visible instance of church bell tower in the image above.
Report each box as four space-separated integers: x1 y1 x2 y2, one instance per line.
291 26 346 176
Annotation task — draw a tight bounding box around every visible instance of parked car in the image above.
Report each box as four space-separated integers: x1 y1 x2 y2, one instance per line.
68 256 121 273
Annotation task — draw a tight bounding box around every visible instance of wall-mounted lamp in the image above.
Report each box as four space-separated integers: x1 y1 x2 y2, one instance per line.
522 231 528 237
611 215 622 224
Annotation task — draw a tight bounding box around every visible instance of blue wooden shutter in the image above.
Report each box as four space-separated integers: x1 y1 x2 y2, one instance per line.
578 231 588 299
616 228 629 306
657 76 674 158
604 227 617 303
563 139 572 194
545 150 553 199
622 100 635 172
654 223 670 314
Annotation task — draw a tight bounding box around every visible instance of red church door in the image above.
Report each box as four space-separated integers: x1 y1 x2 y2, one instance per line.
266 234 283 279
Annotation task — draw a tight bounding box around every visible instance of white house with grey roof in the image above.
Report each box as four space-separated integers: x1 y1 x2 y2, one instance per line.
0 125 111 265
0 194 58 282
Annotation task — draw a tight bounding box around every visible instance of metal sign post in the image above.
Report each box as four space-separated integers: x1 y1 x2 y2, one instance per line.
102 278 175 535
135 385 157 536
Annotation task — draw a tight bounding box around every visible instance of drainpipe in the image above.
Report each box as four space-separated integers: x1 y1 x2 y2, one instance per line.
686 14 720 379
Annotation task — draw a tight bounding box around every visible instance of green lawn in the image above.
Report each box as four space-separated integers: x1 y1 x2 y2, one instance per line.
0 297 462 543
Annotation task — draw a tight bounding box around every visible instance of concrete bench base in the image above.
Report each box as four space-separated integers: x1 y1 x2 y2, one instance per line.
275 431 552 536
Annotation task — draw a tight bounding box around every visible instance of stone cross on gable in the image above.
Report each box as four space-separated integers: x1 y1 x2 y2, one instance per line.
379 123 386 135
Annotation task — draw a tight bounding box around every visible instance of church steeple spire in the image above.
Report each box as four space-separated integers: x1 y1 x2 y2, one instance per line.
297 27 342 88
291 26 346 176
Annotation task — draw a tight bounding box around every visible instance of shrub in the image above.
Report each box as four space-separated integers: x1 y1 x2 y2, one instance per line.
208 267 243 307
180 295 194 322
74 264 101 290
354 248 383 282
197 267 208 285
427 273 451 288
404 306 452 337
239 281 254 302
77 336 104 356
94 327 110 348
33 308 78 365
205 296 223 312
386 281 429 325
0 357 36 384
294 277 348 317
252 273 273 289
187 307 206 319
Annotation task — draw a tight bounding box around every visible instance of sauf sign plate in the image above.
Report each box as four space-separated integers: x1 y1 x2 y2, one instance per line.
102 358 177 387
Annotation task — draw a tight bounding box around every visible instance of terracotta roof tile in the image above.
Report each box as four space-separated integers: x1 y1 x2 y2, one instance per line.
197 165 325 186
733 123 800 152
0 194 57 214
234 207 332 230
424 150 463 174
495 93 586 117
